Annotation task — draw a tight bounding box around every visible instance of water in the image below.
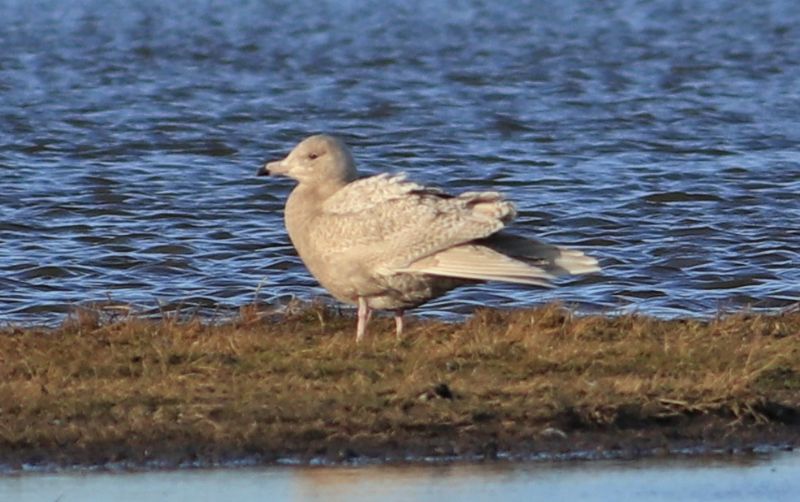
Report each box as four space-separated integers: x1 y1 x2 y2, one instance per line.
2 453 800 502
2 0 798 324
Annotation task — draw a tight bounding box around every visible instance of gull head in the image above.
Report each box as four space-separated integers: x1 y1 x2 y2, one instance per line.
258 134 357 185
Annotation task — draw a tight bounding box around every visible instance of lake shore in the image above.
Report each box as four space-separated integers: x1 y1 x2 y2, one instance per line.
1 303 799 470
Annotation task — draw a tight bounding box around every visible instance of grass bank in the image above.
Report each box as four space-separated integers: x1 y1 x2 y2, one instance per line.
1 303 799 468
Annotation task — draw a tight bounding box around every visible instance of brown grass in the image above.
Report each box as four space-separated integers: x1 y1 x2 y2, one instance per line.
1 302 799 467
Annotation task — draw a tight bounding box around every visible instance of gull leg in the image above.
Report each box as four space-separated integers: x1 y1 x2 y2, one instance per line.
394 310 404 339
356 297 371 343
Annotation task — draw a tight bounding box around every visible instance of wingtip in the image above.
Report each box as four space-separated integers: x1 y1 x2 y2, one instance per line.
554 252 601 275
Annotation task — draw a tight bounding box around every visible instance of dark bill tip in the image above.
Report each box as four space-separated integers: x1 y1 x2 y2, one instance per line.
256 164 270 176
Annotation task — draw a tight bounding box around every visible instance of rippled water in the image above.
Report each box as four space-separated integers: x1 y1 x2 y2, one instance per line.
2 0 798 324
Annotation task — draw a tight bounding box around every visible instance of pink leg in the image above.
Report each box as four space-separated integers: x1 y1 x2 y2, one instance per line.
394 309 404 339
356 297 371 342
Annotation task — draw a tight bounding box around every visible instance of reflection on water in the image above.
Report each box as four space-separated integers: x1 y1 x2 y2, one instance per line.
2 453 799 502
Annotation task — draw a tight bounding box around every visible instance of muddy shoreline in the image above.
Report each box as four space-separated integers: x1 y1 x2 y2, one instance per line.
2 303 799 471
3 417 799 472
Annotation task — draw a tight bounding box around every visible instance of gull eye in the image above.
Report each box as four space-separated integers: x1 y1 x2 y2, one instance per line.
308 152 319 160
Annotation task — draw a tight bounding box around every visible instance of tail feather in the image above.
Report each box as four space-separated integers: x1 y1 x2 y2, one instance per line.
395 244 556 287
477 232 601 276
392 232 600 286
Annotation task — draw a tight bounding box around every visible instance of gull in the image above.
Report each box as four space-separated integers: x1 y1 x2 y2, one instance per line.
257 134 600 342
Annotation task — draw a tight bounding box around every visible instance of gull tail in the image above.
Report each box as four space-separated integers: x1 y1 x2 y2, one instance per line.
397 244 556 287
477 232 601 276
395 232 600 286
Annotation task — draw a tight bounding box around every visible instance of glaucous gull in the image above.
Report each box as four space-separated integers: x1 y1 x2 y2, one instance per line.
257 134 600 342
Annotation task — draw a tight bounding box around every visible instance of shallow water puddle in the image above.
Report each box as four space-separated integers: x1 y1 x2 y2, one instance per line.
2 452 799 502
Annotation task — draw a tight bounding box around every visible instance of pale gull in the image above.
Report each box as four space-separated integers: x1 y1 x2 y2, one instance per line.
257 134 600 342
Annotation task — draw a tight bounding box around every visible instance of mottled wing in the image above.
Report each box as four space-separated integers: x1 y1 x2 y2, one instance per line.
314 174 516 270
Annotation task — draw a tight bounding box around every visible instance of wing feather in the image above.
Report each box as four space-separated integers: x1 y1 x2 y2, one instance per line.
395 245 555 287
311 174 516 268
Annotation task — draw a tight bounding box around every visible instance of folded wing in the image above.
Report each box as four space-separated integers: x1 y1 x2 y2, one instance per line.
314 174 599 285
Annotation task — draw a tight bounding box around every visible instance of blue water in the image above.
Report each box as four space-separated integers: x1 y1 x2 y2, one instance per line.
2 453 800 502
1 0 798 323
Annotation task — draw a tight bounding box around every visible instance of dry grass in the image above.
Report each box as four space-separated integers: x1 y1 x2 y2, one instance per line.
1 302 799 467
